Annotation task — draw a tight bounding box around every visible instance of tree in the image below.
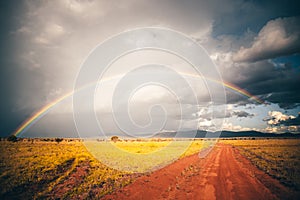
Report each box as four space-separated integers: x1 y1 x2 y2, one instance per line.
55 138 63 144
111 136 119 143
7 135 18 142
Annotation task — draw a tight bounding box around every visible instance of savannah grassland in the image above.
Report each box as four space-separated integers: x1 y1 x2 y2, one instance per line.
0 139 209 199
221 139 300 191
0 138 300 199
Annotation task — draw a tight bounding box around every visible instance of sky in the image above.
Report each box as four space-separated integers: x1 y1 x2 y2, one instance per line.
0 0 300 138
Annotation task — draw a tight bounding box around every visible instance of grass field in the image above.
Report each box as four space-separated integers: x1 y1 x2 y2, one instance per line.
221 139 300 191
0 139 208 199
1 138 299 199
85 139 212 173
0 140 127 199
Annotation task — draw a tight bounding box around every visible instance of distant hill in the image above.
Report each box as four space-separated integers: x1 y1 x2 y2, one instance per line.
153 130 300 138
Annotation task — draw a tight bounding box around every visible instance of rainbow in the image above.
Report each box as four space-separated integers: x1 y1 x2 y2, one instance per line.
12 74 265 137
181 73 265 105
12 77 117 137
221 80 264 104
13 91 74 137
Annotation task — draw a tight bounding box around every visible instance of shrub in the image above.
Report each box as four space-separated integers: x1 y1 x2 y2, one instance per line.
111 136 119 143
55 138 64 144
7 135 18 142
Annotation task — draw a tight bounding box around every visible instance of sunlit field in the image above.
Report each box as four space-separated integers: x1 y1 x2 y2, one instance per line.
1 138 299 199
0 139 208 199
221 139 300 191
85 139 213 173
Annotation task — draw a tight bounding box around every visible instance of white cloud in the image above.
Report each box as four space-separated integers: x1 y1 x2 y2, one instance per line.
198 119 212 127
222 122 251 131
262 111 300 133
265 111 295 125
233 17 300 62
263 125 300 133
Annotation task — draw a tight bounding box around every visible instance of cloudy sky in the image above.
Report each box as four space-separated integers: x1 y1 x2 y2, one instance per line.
1 0 300 138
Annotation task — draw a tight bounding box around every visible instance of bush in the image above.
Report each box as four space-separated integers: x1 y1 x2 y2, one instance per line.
55 138 63 144
111 136 119 143
7 135 18 142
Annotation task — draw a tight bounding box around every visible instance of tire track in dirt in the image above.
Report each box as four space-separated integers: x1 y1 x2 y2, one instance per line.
103 143 298 200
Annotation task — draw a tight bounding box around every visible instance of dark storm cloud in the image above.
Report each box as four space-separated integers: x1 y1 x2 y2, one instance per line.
1 0 300 137
212 0 300 36
233 17 300 62
0 1 28 135
210 3 300 109
221 58 300 108
277 103 300 110
265 92 300 109
232 111 254 118
218 17 300 106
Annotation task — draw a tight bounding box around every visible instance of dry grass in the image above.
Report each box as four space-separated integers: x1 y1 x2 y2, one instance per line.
221 139 300 191
0 138 207 199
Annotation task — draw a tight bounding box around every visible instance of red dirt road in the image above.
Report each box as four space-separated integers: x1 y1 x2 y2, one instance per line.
103 143 298 200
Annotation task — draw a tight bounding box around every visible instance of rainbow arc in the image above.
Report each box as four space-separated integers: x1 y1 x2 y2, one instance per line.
13 74 264 137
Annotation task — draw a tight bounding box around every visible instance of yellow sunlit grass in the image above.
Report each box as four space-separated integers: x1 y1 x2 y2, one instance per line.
84 139 209 173
0 138 207 199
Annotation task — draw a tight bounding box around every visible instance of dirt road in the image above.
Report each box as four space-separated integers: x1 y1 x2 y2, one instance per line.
103 143 298 200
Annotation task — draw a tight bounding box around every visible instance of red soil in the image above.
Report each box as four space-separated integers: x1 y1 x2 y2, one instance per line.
103 143 299 200
44 160 90 199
